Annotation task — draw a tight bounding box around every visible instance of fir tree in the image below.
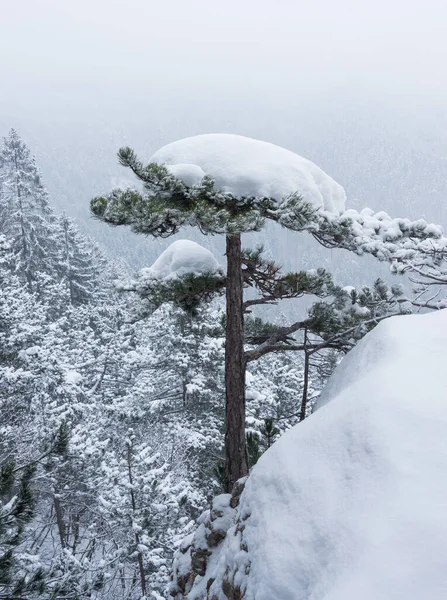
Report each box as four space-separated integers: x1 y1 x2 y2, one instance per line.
0 129 59 296
0 462 36 593
54 212 106 305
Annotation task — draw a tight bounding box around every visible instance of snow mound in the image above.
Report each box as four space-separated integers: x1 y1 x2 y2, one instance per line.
150 134 346 213
140 240 221 281
65 370 83 385
205 309 447 600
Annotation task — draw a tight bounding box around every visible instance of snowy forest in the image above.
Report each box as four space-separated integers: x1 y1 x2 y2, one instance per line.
2 125 447 599
2 1 447 599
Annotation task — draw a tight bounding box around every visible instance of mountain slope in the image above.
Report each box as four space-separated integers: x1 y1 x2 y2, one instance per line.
190 308 447 599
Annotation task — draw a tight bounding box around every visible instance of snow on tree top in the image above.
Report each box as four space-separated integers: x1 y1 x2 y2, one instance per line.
150 134 346 213
202 308 447 600
140 239 221 281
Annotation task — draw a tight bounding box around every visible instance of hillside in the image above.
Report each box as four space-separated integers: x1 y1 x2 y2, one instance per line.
177 308 447 599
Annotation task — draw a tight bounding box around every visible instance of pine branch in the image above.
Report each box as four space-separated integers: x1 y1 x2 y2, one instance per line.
397 293 446 311
241 246 336 308
245 320 306 362
92 149 447 272
12 450 53 474
243 296 278 310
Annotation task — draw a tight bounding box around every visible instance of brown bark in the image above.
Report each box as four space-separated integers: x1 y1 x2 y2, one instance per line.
299 330 310 422
53 494 66 549
126 444 147 599
244 320 306 363
224 234 249 491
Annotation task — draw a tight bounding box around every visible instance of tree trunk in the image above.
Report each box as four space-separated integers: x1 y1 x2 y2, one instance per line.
14 153 32 293
224 234 249 491
53 494 66 549
299 331 310 422
126 444 147 599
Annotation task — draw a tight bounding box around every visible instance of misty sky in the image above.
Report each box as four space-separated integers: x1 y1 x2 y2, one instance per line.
2 0 447 118
1 0 447 281
1 0 447 238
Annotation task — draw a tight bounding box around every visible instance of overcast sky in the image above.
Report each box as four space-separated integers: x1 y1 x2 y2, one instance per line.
1 0 447 268
2 0 447 119
2 0 447 217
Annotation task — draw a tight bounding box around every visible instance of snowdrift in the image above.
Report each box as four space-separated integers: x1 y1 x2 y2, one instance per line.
183 309 447 600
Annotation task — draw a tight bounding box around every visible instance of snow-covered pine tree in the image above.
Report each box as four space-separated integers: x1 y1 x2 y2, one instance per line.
91 134 442 490
0 461 37 594
0 129 60 297
54 212 107 305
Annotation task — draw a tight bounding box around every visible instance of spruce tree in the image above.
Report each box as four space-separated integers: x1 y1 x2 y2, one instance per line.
90 137 444 490
0 129 59 296
54 212 106 305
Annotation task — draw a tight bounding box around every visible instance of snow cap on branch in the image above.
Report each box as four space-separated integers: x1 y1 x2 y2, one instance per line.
91 134 447 269
151 133 346 213
140 240 222 281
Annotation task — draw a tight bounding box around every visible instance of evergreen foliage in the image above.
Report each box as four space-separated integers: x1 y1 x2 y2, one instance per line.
0 129 58 295
2 131 447 598
90 140 447 490
91 145 445 264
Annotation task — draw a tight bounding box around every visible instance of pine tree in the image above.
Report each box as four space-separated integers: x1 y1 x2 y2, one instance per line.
90 140 446 490
0 462 36 594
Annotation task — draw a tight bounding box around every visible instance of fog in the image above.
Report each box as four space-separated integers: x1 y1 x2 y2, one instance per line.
2 0 447 112
1 0 447 278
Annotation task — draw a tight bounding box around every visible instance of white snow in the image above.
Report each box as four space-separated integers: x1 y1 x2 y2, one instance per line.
150 134 346 213
140 239 221 281
166 163 206 188
65 370 83 385
206 309 447 600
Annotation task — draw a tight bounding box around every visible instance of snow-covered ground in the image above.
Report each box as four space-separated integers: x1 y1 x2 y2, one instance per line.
199 308 447 599
151 134 346 213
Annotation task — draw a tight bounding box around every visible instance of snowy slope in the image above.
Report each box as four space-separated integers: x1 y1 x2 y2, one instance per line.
150 134 346 213
140 239 221 280
204 309 447 600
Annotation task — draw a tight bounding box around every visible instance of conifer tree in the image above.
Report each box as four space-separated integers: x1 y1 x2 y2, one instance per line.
55 212 106 305
0 462 37 596
0 129 59 296
90 138 445 490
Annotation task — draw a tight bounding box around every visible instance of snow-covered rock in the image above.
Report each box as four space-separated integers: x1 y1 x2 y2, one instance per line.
151 134 346 213
140 240 221 281
179 308 447 599
171 486 244 599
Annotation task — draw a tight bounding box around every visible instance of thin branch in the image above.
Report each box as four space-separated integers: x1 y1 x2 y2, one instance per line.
243 296 278 310
397 291 445 311
244 320 306 362
12 449 53 473
245 343 307 362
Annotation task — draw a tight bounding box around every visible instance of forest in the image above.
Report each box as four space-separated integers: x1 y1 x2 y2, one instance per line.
2 128 447 599
2 0 447 597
